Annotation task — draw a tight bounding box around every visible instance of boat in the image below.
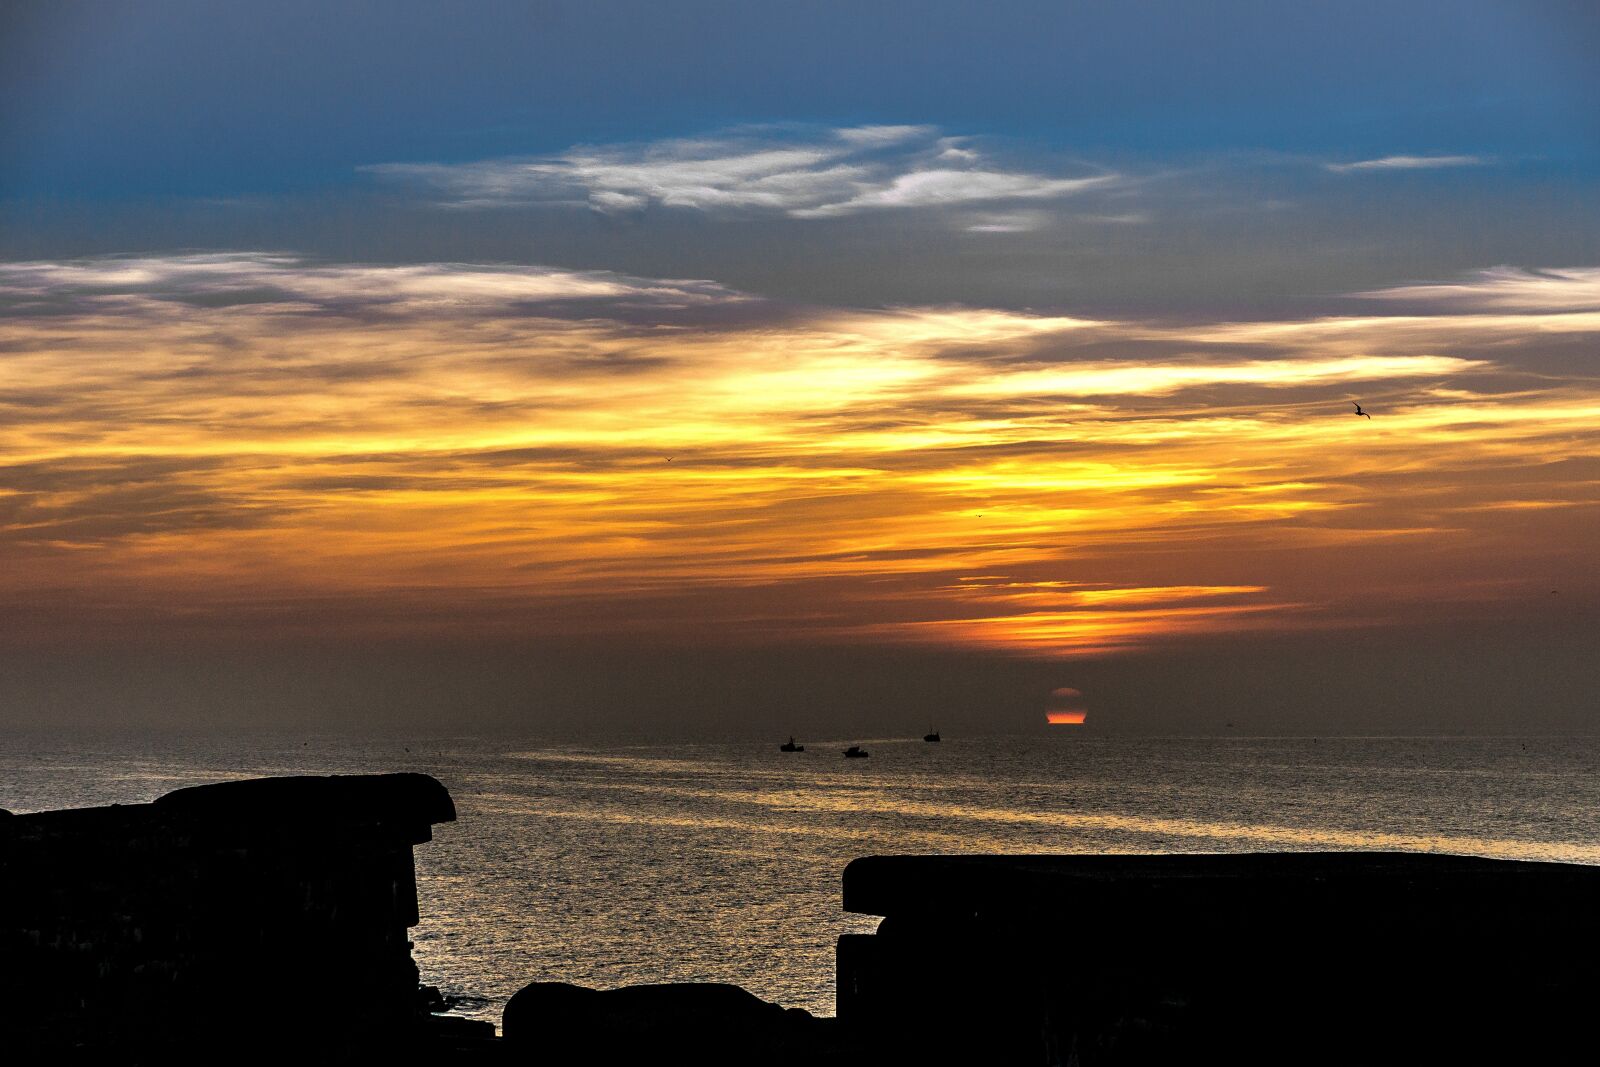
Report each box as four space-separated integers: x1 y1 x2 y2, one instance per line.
924 724 941 742
843 745 870 759
780 736 804 752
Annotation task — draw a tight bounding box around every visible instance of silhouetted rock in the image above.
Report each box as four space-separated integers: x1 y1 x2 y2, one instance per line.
17 771 1600 1066
837 853 1600 1066
0 773 490 1064
503 981 858 1066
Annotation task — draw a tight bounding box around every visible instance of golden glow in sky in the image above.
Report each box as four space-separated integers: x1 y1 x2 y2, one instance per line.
2 256 1596 653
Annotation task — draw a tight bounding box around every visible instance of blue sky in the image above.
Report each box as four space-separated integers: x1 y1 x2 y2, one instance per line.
5 1 1597 196
4 1 1597 313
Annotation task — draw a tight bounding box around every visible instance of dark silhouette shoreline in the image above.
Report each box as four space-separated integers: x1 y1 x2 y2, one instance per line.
5 773 1597 1064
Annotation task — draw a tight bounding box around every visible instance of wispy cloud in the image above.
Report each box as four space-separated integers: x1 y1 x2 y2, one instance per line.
2 255 1596 651
1325 154 1488 174
0 253 744 319
1354 266 1600 312
365 125 1118 225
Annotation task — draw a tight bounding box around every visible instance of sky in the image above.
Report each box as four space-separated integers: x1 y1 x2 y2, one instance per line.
1 1 1597 734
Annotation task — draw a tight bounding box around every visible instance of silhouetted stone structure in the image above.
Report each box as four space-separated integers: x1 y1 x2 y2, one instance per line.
13 773 1600 1065
837 853 1600 1065
0 773 489 1064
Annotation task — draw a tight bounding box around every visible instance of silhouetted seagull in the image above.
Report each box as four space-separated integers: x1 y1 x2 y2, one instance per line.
1351 402 1371 419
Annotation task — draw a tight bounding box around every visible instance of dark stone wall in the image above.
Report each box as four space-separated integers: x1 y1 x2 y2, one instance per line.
0 773 457 1062
837 853 1600 1066
14 775 1600 1065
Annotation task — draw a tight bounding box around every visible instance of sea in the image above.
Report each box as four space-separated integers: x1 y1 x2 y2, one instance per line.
4 732 1599 1028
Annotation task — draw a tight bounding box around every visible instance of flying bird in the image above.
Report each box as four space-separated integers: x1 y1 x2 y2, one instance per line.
1351 402 1371 419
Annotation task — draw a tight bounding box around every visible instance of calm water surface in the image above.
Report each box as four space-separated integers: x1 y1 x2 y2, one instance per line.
4 733 1598 1025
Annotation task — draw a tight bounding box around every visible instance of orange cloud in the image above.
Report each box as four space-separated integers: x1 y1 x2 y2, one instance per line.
1 254 1596 653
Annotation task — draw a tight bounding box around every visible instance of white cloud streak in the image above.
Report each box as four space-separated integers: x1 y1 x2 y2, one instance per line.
1325 154 1487 174
1355 266 1600 312
366 125 1117 225
0 253 745 316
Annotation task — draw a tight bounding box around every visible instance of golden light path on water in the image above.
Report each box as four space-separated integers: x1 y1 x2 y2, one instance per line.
492 744 1600 868
474 782 1600 865
2 255 1596 654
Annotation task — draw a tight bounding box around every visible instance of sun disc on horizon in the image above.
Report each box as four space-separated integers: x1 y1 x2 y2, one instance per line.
1047 686 1088 724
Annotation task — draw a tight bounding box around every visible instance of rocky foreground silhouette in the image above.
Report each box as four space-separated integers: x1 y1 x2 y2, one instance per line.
4 773 1597 1064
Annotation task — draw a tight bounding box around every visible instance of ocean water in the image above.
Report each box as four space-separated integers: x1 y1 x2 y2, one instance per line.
4 733 1600 1027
